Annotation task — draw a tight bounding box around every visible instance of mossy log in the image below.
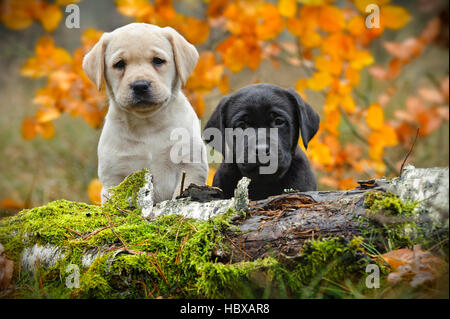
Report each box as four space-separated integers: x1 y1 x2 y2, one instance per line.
0 165 447 298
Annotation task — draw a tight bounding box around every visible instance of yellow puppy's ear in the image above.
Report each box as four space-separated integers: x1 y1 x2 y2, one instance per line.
163 27 199 85
82 33 109 91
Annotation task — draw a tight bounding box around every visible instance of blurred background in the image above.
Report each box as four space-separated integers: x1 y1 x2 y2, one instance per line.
0 0 448 217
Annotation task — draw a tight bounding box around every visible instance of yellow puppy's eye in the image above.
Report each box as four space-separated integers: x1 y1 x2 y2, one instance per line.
152 57 166 66
113 60 126 70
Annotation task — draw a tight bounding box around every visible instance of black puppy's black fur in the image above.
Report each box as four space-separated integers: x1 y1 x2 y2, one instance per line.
203 83 320 200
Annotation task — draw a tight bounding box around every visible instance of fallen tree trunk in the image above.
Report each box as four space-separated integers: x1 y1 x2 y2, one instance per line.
0 165 448 298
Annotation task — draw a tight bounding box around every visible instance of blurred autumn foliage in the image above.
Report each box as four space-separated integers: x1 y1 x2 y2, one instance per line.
0 0 448 206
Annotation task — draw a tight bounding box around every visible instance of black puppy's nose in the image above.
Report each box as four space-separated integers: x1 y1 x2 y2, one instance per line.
130 80 151 94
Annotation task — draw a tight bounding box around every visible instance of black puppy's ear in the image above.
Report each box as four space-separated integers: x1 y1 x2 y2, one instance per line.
287 88 320 150
203 96 230 155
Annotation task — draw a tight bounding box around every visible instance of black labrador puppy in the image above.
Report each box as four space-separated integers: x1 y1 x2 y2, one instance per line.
203 83 320 200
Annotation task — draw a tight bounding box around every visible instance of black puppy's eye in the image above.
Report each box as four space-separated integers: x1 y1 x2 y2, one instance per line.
274 117 285 126
113 60 126 70
152 57 166 66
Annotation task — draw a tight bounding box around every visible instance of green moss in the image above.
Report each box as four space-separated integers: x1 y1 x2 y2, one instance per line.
103 169 149 212
0 170 372 299
362 191 420 251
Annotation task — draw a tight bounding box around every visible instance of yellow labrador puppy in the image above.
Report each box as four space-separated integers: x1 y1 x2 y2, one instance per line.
83 23 208 203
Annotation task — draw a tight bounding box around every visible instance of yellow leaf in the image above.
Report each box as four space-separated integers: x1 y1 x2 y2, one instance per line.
366 103 384 130
51 48 72 65
309 140 333 166
350 50 374 70
340 95 356 113
368 134 384 160
278 0 297 18
87 178 103 205
300 29 322 49
33 88 56 107
20 57 46 78
345 67 361 86
1 13 33 30
35 36 56 57
371 159 386 174
353 0 390 13
381 5 411 30
347 15 365 37
81 29 104 48
295 78 308 94
307 71 333 91
36 107 61 123
38 4 63 32
323 108 341 136
380 124 398 147
315 56 342 76
206 168 216 186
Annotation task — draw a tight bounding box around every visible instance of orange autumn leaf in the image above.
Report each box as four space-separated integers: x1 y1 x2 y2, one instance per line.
21 117 38 140
1 0 67 32
338 178 356 190
380 124 398 147
347 15 365 37
179 17 210 45
318 5 345 33
345 67 361 86
115 0 153 17
0 0 34 30
21 36 72 78
87 178 102 205
186 52 224 92
380 248 414 270
381 5 411 30
315 56 343 76
366 103 384 130
38 121 55 139
188 92 206 118
323 108 341 136
21 117 55 140
37 3 62 32
0 198 26 210
218 74 230 94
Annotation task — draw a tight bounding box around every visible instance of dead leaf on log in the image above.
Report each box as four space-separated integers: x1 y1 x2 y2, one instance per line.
380 245 448 288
